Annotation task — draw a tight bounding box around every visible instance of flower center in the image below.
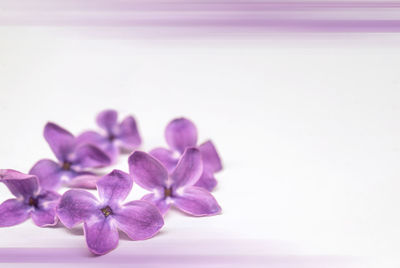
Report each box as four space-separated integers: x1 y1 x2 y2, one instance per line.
108 134 115 142
101 206 113 217
62 161 72 171
29 197 38 208
164 187 173 198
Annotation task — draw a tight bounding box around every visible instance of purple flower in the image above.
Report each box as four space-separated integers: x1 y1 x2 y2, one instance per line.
150 117 222 191
0 169 60 227
128 148 221 216
56 169 164 255
29 122 111 191
76 109 142 163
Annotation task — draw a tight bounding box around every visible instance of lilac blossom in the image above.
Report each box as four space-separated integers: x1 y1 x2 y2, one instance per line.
150 117 222 191
29 122 111 191
129 148 221 216
56 169 164 255
76 109 142 163
0 169 60 227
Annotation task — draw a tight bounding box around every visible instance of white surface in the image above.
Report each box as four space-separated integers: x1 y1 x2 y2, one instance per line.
1 27 400 266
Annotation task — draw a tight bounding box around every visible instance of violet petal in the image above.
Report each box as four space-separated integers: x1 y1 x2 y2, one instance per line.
76 131 119 161
170 148 203 189
29 159 63 191
198 140 223 173
31 191 60 227
44 122 75 162
97 170 132 205
0 169 39 199
73 144 111 169
66 173 100 189
0 199 30 227
194 171 218 192
114 200 164 240
173 186 221 216
96 109 118 134
76 130 108 148
57 189 100 228
141 193 171 215
149 147 179 173
165 118 198 153
117 115 142 151
128 151 168 191
84 218 119 255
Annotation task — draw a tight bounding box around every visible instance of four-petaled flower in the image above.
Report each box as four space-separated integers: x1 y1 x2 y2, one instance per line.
30 122 111 190
150 118 222 191
0 169 60 227
129 148 221 216
77 109 142 163
56 169 164 255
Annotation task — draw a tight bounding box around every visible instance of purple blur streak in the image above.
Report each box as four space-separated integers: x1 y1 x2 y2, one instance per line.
0 242 364 267
1 1 400 35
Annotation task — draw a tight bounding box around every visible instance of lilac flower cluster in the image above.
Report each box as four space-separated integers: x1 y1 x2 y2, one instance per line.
0 110 222 255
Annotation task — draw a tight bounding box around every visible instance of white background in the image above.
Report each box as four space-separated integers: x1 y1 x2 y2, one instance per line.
1 27 400 267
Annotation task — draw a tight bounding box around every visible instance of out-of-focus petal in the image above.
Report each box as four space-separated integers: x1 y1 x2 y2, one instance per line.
149 147 178 173
0 169 39 199
114 200 164 240
84 218 119 255
96 109 118 133
29 159 63 191
194 171 218 191
198 140 223 173
128 151 167 191
76 130 107 147
0 199 30 227
173 186 221 216
73 144 111 169
141 193 171 215
57 189 100 228
165 118 198 153
31 191 60 227
170 148 203 188
76 131 119 163
44 122 75 162
117 116 142 151
97 170 132 205
66 173 100 189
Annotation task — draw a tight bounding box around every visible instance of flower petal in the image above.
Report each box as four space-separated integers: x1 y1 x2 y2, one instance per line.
170 148 203 188
76 130 107 147
114 200 164 240
117 116 142 151
84 218 119 255
76 131 119 163
0 199 30 227
44 122 75 162
31 191 60 227
96 109 118 133
128 151 168 191
29 159 63 191
141 193 171 215
194 171 218 191
149 147 179 173
97 170 132 205
173 186 221 216
165 118 198 153
73 144 111 169
198 140 223 173
57 189 100 228
0 169 39 199
66 173 100 189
